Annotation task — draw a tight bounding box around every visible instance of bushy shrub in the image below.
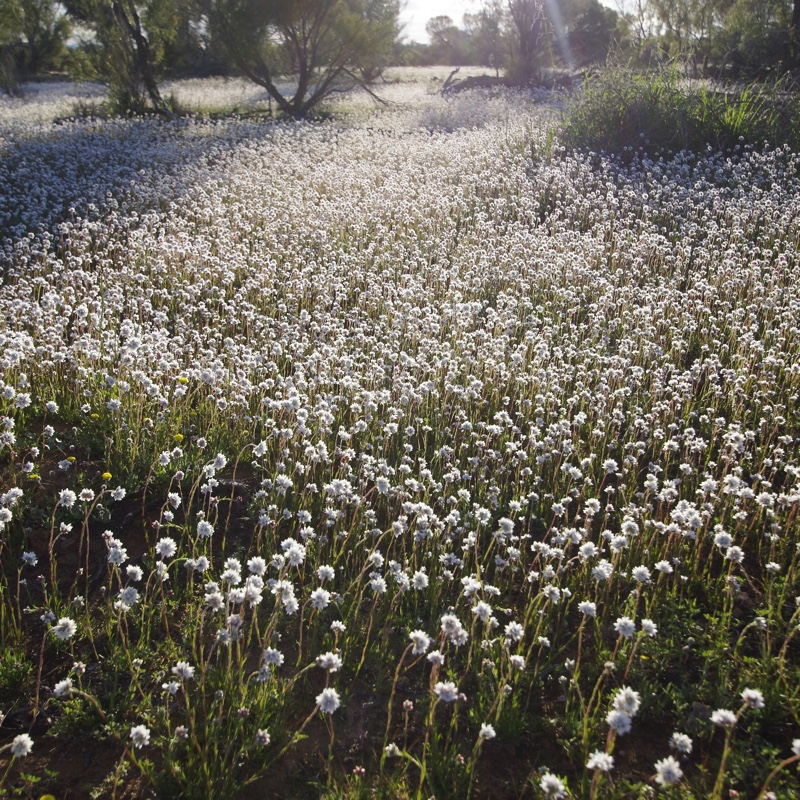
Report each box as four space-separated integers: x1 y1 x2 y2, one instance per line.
560 67 800 157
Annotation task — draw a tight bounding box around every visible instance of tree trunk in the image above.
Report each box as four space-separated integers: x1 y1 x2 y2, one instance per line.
113 0 171 115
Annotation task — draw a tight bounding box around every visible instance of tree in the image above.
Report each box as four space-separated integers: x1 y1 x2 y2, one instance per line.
717 0 793 74
640 0 799 75
0 0 71 92
0 0 24 94
65 0 178 114
150 0 209 78
357 0 401 82
560 0 617 66
206 0 400 118
464 2 505 73
425 15 468 64
505 0 553 83
422 0 617 79
19 0 71 75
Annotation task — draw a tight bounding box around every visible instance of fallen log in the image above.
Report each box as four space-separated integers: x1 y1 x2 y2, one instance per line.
442 75 514 94
441 67 579 94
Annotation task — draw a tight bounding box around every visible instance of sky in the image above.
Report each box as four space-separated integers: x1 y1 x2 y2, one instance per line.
399 0 481 44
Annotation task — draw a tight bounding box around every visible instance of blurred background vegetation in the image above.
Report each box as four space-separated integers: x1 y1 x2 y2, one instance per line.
2 0 800 123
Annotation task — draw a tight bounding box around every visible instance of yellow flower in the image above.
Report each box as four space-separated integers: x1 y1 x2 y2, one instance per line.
90 413 100 420
173 433 184 443
40 795 57 800
29 473 40 480
177 376 189 385
102 472 112 481
67 456 76 463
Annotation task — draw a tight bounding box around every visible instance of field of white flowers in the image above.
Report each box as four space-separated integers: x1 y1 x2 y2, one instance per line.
0 69 799 799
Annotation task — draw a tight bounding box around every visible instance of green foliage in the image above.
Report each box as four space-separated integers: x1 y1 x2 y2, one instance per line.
0 645 33 703
415 0 618 72
49 696 99 736
505 0 554 84
716 0 795 77
0 0 70 92
357 0 402 83
0 47 21 97
613 0 800 77
64 0 177 115
464 6 504 72
321 772 414 800
425 15 469 66
563 0 618 66
560 67 800 157
205 0 401 118
0 1 24 94
18 0 71 75
2 768 58 799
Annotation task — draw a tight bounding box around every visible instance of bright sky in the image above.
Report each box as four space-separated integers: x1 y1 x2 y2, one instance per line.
400 0 481 44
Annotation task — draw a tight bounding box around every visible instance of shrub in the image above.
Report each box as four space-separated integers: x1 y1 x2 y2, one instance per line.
559 67 800 157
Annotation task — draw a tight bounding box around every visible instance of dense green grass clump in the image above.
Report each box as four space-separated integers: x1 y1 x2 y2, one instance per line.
560 68 800 157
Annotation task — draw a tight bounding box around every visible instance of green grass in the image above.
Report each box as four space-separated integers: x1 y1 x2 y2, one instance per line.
559 68 800 157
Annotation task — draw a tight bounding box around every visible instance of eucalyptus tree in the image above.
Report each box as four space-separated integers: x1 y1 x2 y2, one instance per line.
0 0 70 92
64 0 180 114
206 0 401 118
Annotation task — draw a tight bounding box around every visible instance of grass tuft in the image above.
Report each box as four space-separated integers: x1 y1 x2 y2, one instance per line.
559 68 800 157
